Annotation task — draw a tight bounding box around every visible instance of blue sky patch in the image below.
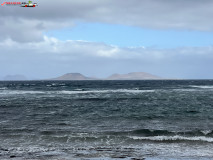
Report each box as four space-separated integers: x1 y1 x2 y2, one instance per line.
46 22 213 48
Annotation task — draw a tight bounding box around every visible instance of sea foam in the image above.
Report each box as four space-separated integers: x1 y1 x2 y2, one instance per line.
129 135 213 143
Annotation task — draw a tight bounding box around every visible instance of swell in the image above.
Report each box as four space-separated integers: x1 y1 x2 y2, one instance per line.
131 129 213 137
0 89 154 95
129 135 213 143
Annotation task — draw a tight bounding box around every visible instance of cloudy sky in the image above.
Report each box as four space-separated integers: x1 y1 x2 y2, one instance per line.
1 0 213 79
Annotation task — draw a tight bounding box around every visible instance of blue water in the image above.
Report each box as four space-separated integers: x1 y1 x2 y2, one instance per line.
0 80 213 159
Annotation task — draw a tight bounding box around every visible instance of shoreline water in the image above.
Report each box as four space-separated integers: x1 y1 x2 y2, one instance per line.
1 80 213 159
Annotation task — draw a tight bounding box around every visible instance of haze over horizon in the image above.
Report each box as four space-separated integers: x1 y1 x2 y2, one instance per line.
1 0 213 79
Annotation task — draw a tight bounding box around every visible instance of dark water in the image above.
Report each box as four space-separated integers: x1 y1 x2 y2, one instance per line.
1 80 213 159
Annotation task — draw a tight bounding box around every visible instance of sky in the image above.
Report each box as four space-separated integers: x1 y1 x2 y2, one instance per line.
1 0 213 79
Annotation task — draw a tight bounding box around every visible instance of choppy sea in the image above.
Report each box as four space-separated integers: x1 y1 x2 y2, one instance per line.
1 80 213 160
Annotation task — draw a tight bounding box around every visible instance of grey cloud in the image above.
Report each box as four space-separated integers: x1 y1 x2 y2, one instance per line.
0 16 73 42
1 0 213 30
0 18 44 42
1 0 213 42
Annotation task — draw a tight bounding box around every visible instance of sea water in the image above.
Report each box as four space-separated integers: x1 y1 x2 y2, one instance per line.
0 80 213 159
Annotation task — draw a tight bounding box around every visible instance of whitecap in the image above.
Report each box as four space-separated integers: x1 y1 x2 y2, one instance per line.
58 89 155 94
0 90 45 95
129 135 213 143
0 87 7 90
201 130 212 135
190 85 213 89
172 89 198 92
0 89 154 96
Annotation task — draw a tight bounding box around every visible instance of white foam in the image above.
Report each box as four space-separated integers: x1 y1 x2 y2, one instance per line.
0 90 45 95
59 89 155 94
0 87 7 90
173 89 198 92
129 135 213 143
0 89 154 96
11 146 53 154
201 130 212 135
190 85 213 89
0 120 9 124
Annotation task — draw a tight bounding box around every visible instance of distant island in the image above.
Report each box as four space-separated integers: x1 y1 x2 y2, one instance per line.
106 72 161 80
3 75 28 81
51 73 95 80
1 72 161 81
51 72 161 80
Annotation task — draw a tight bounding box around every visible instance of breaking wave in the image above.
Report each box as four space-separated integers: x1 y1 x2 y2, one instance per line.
131 129 213 137
190 85 213 89
0 89 155 95
129 135 213 143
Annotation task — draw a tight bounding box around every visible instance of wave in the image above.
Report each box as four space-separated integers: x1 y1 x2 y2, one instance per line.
172 88 198 92
190 85 213 89
0 87 8 90
59 89 155 94
0 89 155 95
131 129 213 137
0 90 45 95
129 135 213 143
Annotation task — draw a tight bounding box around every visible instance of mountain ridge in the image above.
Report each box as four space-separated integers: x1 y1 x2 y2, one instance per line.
106 72 161 80
3 75 28 81
51 73 95 80
51 72 161 80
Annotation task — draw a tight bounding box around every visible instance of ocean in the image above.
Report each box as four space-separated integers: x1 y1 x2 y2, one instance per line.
0 80 213 160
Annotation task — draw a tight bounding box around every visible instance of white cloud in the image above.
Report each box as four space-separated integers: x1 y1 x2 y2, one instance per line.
0 36 213 78
1 36 213 58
